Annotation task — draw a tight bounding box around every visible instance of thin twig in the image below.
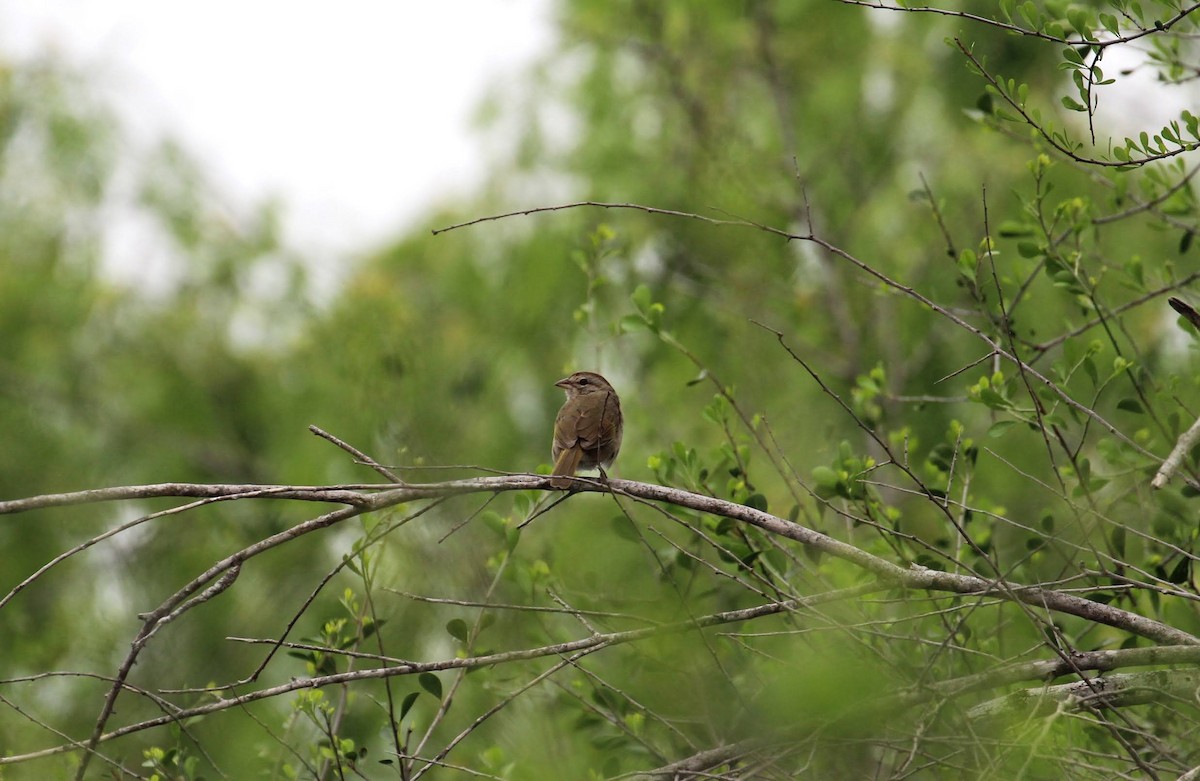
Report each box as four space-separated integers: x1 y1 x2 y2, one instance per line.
309 425 406 484
1152 413 1200 489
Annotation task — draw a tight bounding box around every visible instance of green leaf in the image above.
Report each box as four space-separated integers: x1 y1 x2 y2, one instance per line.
956 248 977 279
987 420 1018 438
1116 398 1144 414
1184 110 1200 141
997 221 1034 237
609 514 640 542
1017 240 1043 258
399 691 420 721
1123 255 1144 286
618 314 649 333
812 466 839 491
1110 526 1126 557
1067 8 1092 39
1020 1 1040 29
631 284 652 315
419 672 443 700
743 493 768 513
480 510 507 538
1061 95 1087 112
446 618 469 644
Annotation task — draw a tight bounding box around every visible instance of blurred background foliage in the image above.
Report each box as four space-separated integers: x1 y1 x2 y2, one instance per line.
2 1 1200 778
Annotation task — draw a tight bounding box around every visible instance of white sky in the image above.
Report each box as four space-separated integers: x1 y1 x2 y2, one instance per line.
0 1 555 256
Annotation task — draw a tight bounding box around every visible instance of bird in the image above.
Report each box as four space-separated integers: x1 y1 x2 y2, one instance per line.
550 371 623 489
1169 297 1200 331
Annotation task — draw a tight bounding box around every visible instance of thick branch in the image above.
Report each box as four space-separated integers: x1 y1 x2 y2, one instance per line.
4 474 1199 769
4 475 1195 648
0 483 378 514
968 670 1200 719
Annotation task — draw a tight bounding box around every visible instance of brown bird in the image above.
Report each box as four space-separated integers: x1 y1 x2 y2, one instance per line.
550 371 623 489
1170 297 1200 331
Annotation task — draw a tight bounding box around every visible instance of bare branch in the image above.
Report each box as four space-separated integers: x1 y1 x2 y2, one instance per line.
1152 412 1200 489
968 670 1200 719
6 473 1197 646
309 424 406 484
0 483 377 515
838 0 1200 48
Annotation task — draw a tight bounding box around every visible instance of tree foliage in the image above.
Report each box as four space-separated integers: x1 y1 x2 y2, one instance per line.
3 1 1200 779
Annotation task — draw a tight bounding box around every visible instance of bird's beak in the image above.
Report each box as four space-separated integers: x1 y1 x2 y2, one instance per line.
554 377 571 389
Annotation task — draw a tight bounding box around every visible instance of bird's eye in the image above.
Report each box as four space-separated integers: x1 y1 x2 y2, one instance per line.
578 377 589 385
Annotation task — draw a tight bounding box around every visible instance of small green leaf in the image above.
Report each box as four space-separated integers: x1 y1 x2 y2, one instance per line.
1067 8 1091 39
812 466 839 491
987 420 1018 438
619 314 649 333
1110 526 1126 557
419 673 443 700
1017 240 1043 258
1116 398 1144 414
631 284 652 315
1020 1 1040 29
743 493 768 513
399 691 420 721
957 248 977 279
997 221 1034 237
610 515 640 542
446 618 469 644
1184 110 1200 141
1082 356 1098 386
